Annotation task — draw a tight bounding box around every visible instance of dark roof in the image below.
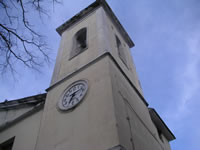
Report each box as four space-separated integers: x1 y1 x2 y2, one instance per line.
149 108 176 141
56 0 134 48
0 93 46 110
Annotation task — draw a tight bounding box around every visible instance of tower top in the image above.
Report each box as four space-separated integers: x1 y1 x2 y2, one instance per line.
56 0 135 48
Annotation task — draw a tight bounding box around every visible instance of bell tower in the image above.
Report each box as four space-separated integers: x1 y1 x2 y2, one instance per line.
35 0 175 150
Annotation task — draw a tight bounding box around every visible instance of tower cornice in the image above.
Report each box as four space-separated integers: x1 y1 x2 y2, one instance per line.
46 52 148 106
56 0 135 48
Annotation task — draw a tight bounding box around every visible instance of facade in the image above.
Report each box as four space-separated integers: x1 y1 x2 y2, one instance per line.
0 0 175 150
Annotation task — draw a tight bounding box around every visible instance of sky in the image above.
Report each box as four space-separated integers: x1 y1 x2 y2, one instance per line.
1 0 200 149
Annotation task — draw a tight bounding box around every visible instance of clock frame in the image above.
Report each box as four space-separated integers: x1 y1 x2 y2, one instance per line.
57 80 88 111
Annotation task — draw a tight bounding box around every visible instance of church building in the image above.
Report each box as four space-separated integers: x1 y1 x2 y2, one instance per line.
0 0 175 149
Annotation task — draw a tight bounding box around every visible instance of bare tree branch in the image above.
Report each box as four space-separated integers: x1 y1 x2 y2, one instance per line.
0 0 62 76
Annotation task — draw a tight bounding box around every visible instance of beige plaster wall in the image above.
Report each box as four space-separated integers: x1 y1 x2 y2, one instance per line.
98 8 143 95
36 56 119 150
161 134 172 150
0 109 43 150
0 107 36 125
109 58 171 150
51 7 143 97
51 8 103 85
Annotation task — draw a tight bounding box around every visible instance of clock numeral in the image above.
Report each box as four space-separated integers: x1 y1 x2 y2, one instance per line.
73 86 76 91
81 86 85 91
64 95 68 99
69 89 72 93
62 100 68 106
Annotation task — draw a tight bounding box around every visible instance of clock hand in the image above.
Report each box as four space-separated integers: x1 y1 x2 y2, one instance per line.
69 89 82 96
69 89 82 104
68 93 75 104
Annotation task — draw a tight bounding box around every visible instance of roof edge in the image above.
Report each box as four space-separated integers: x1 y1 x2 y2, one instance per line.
56 0 134 48
0 102 44 132
149 108 176 141
0 93 46 110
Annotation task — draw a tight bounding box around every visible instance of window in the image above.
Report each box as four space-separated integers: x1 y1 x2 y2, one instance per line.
69 28 87 60
115 35 128 67
0 137 15 150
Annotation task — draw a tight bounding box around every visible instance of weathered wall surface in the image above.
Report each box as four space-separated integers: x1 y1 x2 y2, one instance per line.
0 107 33 125
161 134 172 150
97 7 143 95
51 8 100 85
36 56 119 150
0 109 43 150
44 4 172 150
109 58 170 150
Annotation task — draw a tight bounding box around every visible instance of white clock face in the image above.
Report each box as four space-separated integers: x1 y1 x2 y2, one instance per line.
58 80 88 111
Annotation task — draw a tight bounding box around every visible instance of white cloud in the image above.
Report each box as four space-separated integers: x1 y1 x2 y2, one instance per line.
178 32 200 114
165 30 200 124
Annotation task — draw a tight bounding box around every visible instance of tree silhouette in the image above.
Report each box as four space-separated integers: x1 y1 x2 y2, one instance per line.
0 0 61 75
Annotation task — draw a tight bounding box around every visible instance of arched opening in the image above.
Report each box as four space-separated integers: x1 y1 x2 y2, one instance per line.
70 28 87 59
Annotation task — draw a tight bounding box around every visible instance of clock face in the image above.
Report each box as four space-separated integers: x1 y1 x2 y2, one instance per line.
58 80 88 111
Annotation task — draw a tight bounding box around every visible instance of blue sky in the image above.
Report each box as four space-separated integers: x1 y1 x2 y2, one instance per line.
1 0 200 149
